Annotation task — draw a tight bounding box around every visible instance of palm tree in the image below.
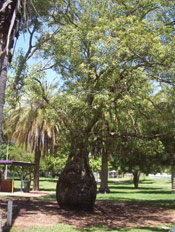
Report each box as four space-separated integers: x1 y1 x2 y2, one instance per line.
0 2 23 228
5 78 58 190
0 0 33 150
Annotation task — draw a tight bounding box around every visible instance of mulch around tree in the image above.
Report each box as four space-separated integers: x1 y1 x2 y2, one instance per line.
0 197 175 230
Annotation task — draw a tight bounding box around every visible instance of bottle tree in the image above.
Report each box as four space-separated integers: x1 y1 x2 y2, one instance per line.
42 0 175 209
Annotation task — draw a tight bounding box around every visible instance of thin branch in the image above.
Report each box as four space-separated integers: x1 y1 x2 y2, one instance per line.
0 0 12 12
165 20 175 26
5 0 21 54
128 112 140 136
33 78 49 104
30 0 41 19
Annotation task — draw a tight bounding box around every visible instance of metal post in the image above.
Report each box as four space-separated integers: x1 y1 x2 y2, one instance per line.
12 165 15 180
7 201 13 226
4 142 9 180
20 166 24 192
0 208 2 232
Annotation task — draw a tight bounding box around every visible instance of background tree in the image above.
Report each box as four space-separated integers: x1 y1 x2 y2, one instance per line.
0 0 63 149
150 87 175 193
4 76 58 190
117 137 164 188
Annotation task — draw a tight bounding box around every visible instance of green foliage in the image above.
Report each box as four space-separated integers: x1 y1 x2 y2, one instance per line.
116 138 164 175
0 142 14 160
4 0 175 182
89 155 101 173
43 153 68 175
43 0 175 155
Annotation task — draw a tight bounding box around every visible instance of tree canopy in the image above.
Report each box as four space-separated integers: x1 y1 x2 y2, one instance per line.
2 0 175 210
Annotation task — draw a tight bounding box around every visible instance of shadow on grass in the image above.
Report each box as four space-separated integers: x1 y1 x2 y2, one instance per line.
13 187 56 192
77 226 169 231
39 179 58 183
109 179 170 185
107 190 171 194
136 190 172 194
2 225 169 232
38 188 56 192
39 193 56 200
1 197 173 232
107 180 168 192
108 186 163 191
97 196 175 209
2 226 15 232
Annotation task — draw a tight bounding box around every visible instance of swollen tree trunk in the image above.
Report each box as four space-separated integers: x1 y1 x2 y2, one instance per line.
99 151 110 193
33 147 41 191
56 143 97 211
171 165 175 194
133 171 140 189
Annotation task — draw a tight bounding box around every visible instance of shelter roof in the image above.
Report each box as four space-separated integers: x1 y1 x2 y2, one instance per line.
0 160 35 166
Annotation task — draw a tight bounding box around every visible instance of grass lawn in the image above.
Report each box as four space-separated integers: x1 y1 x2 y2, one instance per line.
13 177 57 192
97 177 175 209
2 176 175 232
4 224 170 232
36 176 175 209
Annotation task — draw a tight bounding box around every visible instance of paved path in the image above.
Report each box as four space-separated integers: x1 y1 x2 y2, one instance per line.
0 191 55 198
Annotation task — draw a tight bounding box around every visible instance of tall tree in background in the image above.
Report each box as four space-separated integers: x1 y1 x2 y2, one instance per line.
0 0 21 150
5 77 58 190
151 88 175 193
0 2 23 230
0 0 57 151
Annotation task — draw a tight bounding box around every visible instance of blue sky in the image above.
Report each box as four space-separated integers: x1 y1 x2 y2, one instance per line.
14 33 62 86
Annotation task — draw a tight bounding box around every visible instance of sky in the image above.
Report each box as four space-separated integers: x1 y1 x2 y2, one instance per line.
14 32 62 86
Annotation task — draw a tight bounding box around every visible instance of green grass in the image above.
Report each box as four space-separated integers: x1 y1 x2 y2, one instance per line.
3 224 171 232
97 178 175 209
37 177 175 210
13 177 57 192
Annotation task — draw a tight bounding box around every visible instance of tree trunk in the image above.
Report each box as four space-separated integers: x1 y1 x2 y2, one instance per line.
0 208 2 232
0 5 8 232
133 171 140 189
99 151 110 193
0 11 9 150
56 144 97 211
0 2 17 230
33 148 41 191
0 52 8 150
0 0 19 147
171 165 175 194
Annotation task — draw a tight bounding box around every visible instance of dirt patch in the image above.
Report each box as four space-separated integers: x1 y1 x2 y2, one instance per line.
0 197 174 230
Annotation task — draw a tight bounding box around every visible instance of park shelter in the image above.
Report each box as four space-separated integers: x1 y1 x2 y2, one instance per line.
0 160 35 192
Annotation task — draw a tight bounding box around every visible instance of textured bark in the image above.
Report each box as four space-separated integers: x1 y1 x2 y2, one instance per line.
0 0 19 147
33 147 41 191
0 2 18 230
0 208 2 232
0 3 9 149
171 165 175 194
133 171 140 189
99 151 110 193
0 53 8 149
56 145 97 211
